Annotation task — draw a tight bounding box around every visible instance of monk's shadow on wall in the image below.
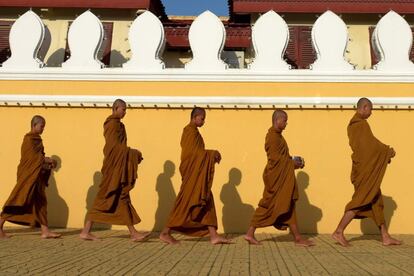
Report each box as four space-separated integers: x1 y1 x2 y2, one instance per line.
108 50 128 67
153 160 177 232
46 155 69 228
220 168 255 234
85 171 111 230
45 48 66 67
295 171 322 236
349 195 397 241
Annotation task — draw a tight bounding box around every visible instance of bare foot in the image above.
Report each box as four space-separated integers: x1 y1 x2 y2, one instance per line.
331 232 350 247
131 231 151 242
0 231 11 239
41 232 61 239
210 236 232 245
79 233 100 241
295 238 315 247
159 233 180 245
382 236 402 246
244 235 261 245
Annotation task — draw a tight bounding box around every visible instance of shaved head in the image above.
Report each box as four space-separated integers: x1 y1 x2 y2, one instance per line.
357 97 372 110
272 109 287 123
112 99 126 111
356 97 373 119
191 107 205 119
31 115 45 128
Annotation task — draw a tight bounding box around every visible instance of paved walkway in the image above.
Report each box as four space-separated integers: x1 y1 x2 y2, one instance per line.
0 228 413 275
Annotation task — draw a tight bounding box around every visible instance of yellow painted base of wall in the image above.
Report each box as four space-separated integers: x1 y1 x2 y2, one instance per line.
0 81 413 234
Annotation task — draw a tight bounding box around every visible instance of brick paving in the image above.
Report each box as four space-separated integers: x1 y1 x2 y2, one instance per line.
0 228 413 275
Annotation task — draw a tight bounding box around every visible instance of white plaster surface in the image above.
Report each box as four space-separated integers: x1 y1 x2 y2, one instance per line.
123 11 165 70
2 10 45 69
62 11 104 69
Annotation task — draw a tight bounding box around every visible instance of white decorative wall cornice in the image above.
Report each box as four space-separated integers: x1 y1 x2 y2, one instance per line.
1 69 414 83
0 95 413 109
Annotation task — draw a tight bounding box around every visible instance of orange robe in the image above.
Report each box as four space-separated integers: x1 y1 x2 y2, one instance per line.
87 115 141 225
166 122 218 236
1 133 50 226
250 127 298 230
345 113 393 226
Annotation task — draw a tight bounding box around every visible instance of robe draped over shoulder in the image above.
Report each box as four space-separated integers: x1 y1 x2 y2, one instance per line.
166 123 217 236
345 113 393 226
250 127 298 230
87 115 141 225
1 133 50 226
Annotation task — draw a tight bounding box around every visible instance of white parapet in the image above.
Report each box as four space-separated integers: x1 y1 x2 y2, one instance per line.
249 10 290 71
1 10 45 69
62 11 104 70
372 11 414 71
185 10 228 71
2 10 414 77
123 11 165 71
311 10 354 71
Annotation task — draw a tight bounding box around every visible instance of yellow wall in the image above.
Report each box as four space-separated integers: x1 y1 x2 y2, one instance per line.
109 20 132 67
41 20 69 67
0 80 413 235
346 25 372 69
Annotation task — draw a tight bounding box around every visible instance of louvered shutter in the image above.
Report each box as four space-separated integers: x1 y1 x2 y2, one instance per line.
284 26 315 69
298 26 315 69
0 21 13 65
284 27 298 69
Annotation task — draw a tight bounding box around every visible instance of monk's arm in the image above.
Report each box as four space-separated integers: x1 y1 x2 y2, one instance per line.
43 157 57 169
266 137 294 169
28 137 49 169
131 148 143 164
105 120 129 152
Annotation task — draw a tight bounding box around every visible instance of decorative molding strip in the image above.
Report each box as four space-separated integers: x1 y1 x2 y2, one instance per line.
2 69 414 83
0 94 413 109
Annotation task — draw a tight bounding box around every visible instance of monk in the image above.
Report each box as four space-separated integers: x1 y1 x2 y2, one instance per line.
332 98 401 247
80 99 149 242
160 107 231 245
0 115 60 239
245 110 314 246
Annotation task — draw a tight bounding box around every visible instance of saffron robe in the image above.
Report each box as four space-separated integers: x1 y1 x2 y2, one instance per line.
166 123 218 236
345 113 393 226
87 115 141 225
250 127 298 230
1 133 50 226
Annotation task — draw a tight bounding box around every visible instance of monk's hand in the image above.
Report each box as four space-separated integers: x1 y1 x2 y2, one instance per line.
293 156 304 169
299 157 305 169
50 158 57 169
388 147 396 163
44 157 56 169
214 151 222 164
390 147 396 158
137 151 143 164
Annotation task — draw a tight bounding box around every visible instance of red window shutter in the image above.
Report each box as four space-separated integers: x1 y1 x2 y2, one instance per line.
64 22 113 66
284 27 298 69
284 26 315 69
298 26 316 69
100 22 113 66
0 21 13 65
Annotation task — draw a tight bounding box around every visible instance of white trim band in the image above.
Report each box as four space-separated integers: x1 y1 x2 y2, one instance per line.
2 68 414 83
0 95 413 109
